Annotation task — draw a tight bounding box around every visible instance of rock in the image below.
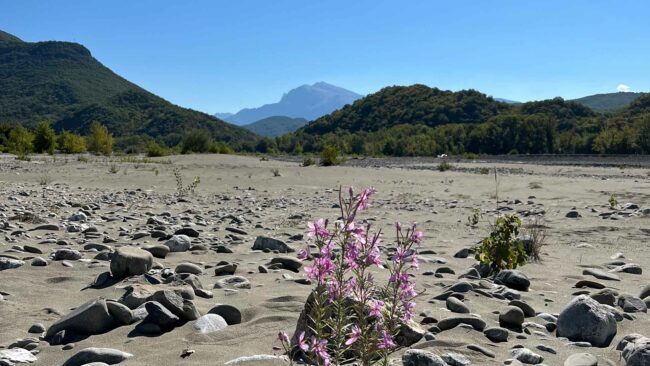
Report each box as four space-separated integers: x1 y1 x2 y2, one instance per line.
69 212 88 222
53 248 82 261
509 300 536 317
31 257 48 266
46 298 116 338
30 224 59 231
467 344 495 358
442 352 470 366
495 270 530 291
566 210 581 218
564 353 598 366
446 297 469 313
556 295 617 347
0 348 37 363
193 314 228 334
214 275 251 290
611 263 642 275
175 262 203 275
175 227 200 237
453 248 469 258
106 301 133 325
617 334 650 366
214 263 238 276
268 257 302 272
144 301 180 327
150 290 200 321
395 320 425 347
499 306 525 328
640 284 650 300
0 257 24 271
438 316 486 331
28 323 46 333
402 349 447 366
590 289 617 306
164 235 192 252
142 244 169 258
618 294 648 313
61 347 133 366
252 236 295 253
208 304 242 325
484 327 509 342
583 268 620 281
110 246 153 278
512 348 544 364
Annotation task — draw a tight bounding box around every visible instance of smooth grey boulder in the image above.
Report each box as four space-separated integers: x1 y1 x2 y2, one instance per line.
142 244 169 258
556 295 617 347
512 348 543 364
208 304 242 325
144 301 180 327
46 298 115 339
164 235 192 252
499 306 525 328
495 270 530 291
175 262 203 275
0 257 24 271
446 297 469 313
110 246 153 278
193 314 228 334
252 236 295 253
563 353 598 366
618 294 648 313
106 301 133 325
62 347 133 366
0 348 37 363
437 316 486 331
617 334 650 366
402 349 447 366
484 327 509 342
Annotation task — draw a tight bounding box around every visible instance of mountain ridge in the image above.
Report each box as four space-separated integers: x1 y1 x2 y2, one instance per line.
0 30 257 149
218 82 362 125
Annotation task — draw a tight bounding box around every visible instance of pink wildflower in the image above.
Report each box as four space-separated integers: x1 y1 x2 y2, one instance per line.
369 299 384 317
378 330 396 349
277 330 289 344
296 331 309 352
307 218 328 237
311 337 331 365
344 325 362 346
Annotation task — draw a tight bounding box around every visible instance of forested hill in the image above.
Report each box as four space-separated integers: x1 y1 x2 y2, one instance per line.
273 85 650 156
302 85 511 134
572 92 645 113
0 30 257 149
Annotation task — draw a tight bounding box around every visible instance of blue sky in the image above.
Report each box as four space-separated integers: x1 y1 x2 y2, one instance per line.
2 0 649 113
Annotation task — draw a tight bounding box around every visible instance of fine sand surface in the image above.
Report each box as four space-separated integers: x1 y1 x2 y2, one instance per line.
1 153 649 365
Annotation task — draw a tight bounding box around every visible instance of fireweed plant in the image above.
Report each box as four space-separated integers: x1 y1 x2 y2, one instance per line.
277 187 423 365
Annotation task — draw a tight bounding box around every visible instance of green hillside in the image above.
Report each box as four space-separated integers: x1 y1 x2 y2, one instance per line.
0 30 257 149
243 116 308 137
572 92 645 113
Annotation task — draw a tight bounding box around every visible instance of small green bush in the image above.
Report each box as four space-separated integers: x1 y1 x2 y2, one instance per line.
479 167 491 175
608 193 618 208
182 129 212 153
320 145 340 166
302 157 315 167
463 152 478 160
87 121 113 156
7 125 34 159
33 121 57 154
437 161 453 172
145 141 169 157
58 131 87 154
475 214 526 274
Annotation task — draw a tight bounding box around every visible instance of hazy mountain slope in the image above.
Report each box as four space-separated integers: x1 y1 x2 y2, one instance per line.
222 82 362 125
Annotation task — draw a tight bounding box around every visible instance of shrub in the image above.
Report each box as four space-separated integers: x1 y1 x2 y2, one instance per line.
7 125 34 159
320 145 340 166
463 152 478 160
475 214 526 274
181 129 212 153
437 161 453 172
145 141 169 157
173 167 200 197
108 163 119 174
271 168 281 177
86 121 113 156
33 121 57 154
467 208 482 227
608 193 618 209
276 187 422 365
521 218 546 262
479 167 491 175
58 131 87 154
302 157 315 167
210 142 234 154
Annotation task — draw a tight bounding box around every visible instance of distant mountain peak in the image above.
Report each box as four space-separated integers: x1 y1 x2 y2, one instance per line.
217 82 363 125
